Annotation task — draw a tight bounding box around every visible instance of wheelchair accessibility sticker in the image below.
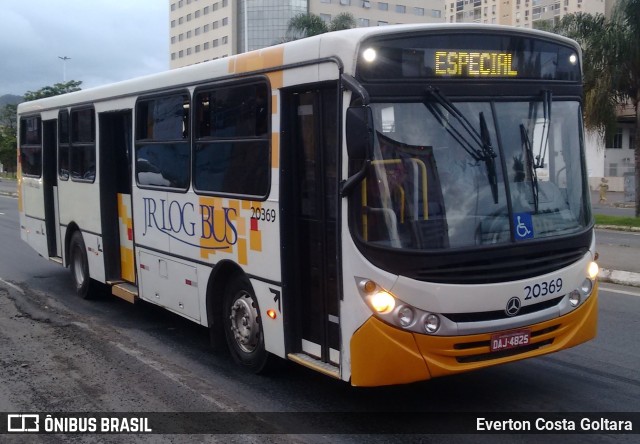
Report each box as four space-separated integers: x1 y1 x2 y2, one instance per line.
513 213 534 240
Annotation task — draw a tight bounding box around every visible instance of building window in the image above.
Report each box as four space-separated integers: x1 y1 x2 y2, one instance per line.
187 30 192 38
187 48 192 55
204 6 210 14
414 7 424 15
179 50 184 58
195 45 201 53
171 36 176 44
195 27 201 36
396 5 406 13
178 17 184 24
609 163 618 176
378 2 388 11
378 20 388 25
320 13 332 23
213 2 218 11
609 129 623 149
222 0 228 6
630 131 636 150
340 0 351 5
204 24 210 32
222 36 228 44
213 21 219 29
362 1 371 7
179 33 184 42
178 0 183 7
171 20 176 28
171 53 176 60
195 10 201 18
171 3 176 11
187 13 192 22
204 41 210 49
321 0 331 3
213 39 219 47
432 9 442 18
359 17 370 26
222 17 229 26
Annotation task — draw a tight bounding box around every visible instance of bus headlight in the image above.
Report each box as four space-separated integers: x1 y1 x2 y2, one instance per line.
580 278 593 296
369 291 395 314
588 261 599 279
568 289 581 307
398 306 415 327
356 278 444 335
424 314 441 333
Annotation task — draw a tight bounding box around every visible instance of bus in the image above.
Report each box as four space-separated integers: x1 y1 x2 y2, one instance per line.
17 24 599 386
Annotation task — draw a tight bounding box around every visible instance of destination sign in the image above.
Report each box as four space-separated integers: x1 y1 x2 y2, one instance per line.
434 51 518 77
357 33 581 82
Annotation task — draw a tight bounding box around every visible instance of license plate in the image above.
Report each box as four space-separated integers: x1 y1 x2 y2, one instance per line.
490 329 531 352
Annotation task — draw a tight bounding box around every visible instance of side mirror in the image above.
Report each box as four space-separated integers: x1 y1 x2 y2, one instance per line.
346 106 373 161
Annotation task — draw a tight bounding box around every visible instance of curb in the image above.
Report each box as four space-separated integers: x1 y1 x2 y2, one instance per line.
598 268 640 289
595 224 640 233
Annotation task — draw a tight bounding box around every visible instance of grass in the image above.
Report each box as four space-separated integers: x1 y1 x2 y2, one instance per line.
594 214 640 228
0 172 17 180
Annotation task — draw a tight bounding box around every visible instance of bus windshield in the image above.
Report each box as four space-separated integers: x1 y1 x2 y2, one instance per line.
353 99 589 250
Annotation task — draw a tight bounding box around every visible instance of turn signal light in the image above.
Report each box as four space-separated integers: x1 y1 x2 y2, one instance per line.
266 309 277 320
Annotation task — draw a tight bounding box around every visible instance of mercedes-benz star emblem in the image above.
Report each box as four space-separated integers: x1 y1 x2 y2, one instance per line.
505 297 522 317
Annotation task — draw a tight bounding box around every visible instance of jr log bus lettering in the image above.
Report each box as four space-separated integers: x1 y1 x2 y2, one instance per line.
17 24 599 386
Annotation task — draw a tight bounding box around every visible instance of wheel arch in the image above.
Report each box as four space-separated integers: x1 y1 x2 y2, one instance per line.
205 260 248 349
64 222 81 267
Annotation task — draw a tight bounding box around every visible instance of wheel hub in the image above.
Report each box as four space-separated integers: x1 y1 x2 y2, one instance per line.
229 291 260 353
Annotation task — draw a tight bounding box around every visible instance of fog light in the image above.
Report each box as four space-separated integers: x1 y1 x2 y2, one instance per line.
424 314 440 333
370 291 395 314
569 289 581 307
580 278 593 296
588 261 599 279
398 306 415 327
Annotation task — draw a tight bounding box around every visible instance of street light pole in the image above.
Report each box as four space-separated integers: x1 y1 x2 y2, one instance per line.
58 56 71 82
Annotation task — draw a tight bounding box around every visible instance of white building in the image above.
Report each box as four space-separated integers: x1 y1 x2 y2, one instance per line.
169 0 445 68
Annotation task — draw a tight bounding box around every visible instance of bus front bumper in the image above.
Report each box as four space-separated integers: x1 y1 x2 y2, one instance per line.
350 284 598 387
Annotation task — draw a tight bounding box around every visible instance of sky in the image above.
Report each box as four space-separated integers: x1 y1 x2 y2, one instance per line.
0 0 168 97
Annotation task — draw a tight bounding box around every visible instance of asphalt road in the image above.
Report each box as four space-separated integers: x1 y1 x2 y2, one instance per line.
595 229 640 274
0 194 639 443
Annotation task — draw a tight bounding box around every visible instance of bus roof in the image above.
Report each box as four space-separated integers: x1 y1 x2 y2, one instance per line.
18 23 579 115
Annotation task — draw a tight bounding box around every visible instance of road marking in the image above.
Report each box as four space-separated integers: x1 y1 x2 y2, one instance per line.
0 277 25 295
599 285 640 298
112 341 235 412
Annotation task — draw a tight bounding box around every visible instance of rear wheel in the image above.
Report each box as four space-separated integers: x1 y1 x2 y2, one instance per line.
69 231 93 299
223 276 270 373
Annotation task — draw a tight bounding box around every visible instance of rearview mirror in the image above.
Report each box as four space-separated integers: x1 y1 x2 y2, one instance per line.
346 106 373 161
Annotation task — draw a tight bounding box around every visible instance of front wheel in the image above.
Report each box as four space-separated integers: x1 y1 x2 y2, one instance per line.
69 231 93 299
223 276 270 373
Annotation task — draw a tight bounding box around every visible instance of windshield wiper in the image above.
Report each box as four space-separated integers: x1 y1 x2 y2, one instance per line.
536 89 552 169
520 124 539 213
424 87 499 203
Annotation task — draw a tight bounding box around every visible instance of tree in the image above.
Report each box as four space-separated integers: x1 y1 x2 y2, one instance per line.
23 80 82 102
554 0 640 216
0 104 17 173
284 12 356 42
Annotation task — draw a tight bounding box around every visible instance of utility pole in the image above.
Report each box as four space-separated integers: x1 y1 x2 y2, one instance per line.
58 56 71 81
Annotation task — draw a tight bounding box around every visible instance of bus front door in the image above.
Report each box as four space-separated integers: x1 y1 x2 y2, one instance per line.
282 85 341 369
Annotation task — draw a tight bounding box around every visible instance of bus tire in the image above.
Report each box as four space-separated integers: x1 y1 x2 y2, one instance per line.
69 231 93 299
223 275 270 373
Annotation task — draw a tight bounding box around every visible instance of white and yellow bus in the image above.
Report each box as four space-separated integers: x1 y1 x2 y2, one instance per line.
17 24 599 386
